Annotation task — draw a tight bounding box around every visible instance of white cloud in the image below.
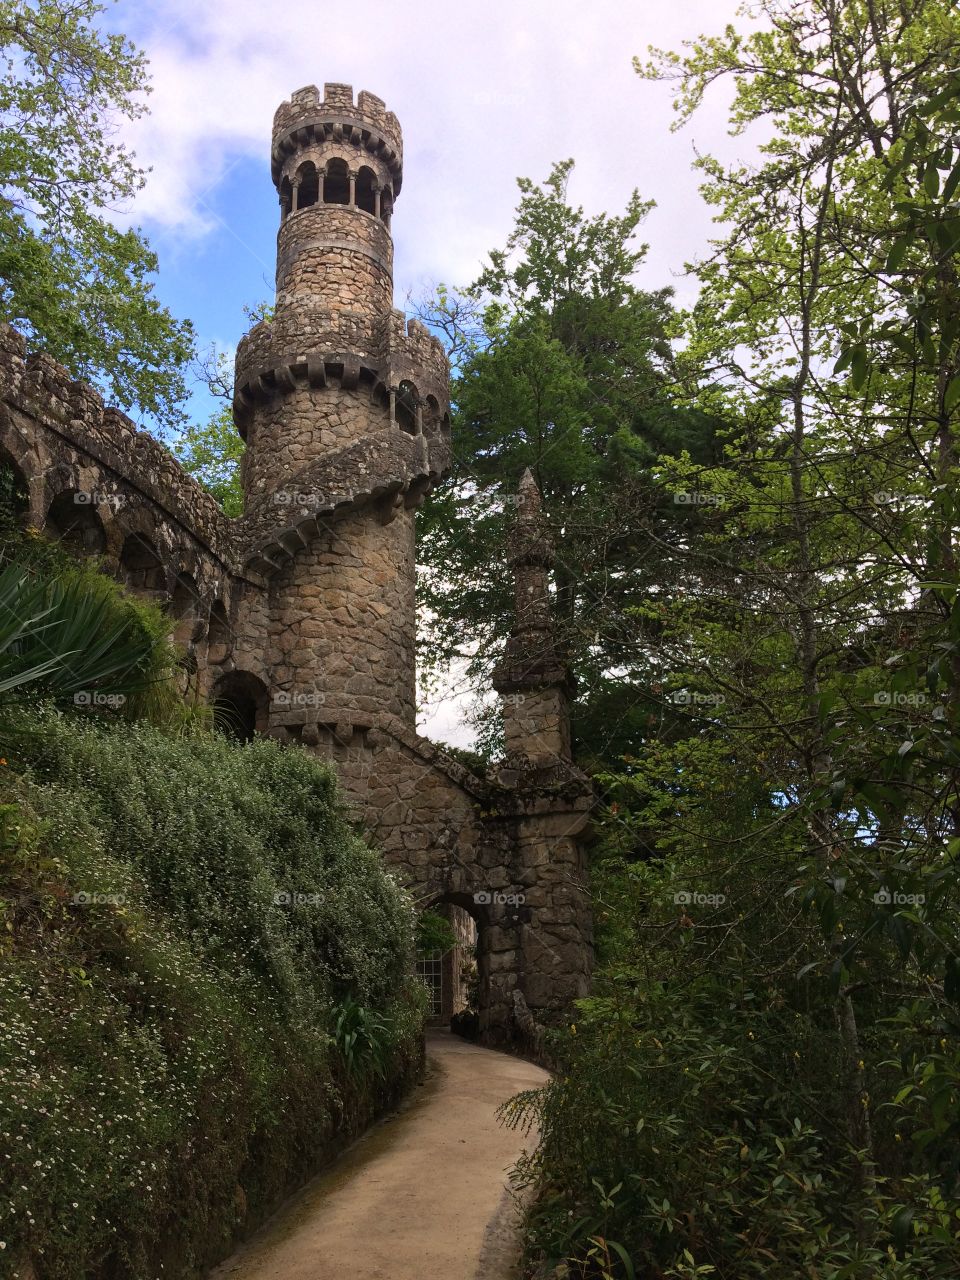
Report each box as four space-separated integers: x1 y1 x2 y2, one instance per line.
112 0 758 301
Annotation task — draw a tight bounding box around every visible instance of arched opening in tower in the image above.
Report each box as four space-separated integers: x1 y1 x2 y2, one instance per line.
45 490 108 557
295 162 319 209
324 157 350 205
211 670 269 743
118 532 165 593
395 380 419 435
356 166 377 214
423 394 441 435
279 175 293 220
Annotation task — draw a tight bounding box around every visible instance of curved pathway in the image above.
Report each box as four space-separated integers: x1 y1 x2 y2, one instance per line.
209 1030 549 1280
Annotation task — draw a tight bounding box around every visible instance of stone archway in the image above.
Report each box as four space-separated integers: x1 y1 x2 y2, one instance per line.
418 892 479 1030
211 670 270 743
45 489 108 556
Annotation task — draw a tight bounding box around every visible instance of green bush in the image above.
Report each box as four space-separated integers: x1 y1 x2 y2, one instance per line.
504 755 960 1280
0 713 423 1278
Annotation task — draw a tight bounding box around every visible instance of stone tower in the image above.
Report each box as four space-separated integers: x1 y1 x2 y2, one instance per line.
0 83 594 1049
233 83 451 736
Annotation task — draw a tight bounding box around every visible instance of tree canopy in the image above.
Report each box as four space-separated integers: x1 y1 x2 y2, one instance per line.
0 0 195 427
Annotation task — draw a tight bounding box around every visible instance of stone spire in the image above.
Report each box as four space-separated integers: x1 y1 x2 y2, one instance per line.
493 470 573 761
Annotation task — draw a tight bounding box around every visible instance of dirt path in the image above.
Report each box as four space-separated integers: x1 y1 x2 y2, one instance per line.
209 1030 549 1280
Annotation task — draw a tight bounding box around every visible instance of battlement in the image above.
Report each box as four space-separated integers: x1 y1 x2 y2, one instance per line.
272 83 403 191
0 323 233 559
384 310 449 391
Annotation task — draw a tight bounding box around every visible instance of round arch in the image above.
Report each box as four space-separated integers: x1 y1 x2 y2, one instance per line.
418 890 483 1032
211 670 269 743
118 531 165 593
395 380 419 435
45 490 108 556
356 165 377 215
324 157 349 205
295 161 319 209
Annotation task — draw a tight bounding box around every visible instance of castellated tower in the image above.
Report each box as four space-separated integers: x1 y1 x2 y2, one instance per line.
0 81 593 1046
232 84 451 735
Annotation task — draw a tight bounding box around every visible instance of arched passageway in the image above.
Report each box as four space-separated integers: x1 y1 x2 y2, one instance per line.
211 670 269 743
45 490 108 556
418 893 484 1032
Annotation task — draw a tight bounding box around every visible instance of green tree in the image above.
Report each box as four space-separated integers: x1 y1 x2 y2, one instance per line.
417 160 722 757
0 0 195 427
172 402 245 517
511 4 960 1277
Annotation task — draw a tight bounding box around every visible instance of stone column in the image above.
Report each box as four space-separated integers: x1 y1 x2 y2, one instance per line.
348 170 357 206
487 469 596 1042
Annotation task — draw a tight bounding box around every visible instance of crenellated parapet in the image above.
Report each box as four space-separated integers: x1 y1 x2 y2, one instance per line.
272 84 403 195
0 323 234 564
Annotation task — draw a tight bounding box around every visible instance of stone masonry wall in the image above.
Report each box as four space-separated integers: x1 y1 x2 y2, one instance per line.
266 503 417 729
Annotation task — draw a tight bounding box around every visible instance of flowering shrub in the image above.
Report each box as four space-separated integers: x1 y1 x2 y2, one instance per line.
0 714 423 1278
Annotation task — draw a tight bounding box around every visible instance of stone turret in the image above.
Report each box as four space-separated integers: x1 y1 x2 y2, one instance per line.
234 83 450 504
233 84 452 733
493 470 574 763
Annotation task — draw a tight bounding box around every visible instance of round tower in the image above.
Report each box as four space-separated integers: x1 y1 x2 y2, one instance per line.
233 84 451 733
234 83 449 501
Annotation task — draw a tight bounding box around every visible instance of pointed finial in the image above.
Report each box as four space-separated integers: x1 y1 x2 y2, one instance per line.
517 468 542 523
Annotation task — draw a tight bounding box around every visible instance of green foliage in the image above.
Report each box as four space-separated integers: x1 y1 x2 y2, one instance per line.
504 4 960 1279
0 556 167 706
0 715 422 1277
415 908 458 956
508 823 960 1278
0 0 195 427
415 161 723 752
172 402 245 517
0 474 197 730
334 995 397 1083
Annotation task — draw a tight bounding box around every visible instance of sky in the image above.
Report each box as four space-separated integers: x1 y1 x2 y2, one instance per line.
103 0 759 743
